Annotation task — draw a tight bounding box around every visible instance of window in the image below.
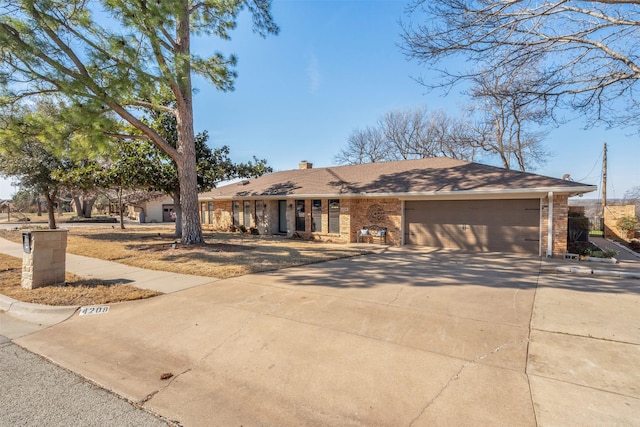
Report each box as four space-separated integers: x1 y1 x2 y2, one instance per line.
295 200 306 231
200 202 206 224
311 200 322 232
232 201 240 226
243 201 252 228
208 201 213 224
329 199 340 234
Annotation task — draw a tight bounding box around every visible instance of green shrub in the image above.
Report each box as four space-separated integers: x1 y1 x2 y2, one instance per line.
586 249 618 259
617 216 639 240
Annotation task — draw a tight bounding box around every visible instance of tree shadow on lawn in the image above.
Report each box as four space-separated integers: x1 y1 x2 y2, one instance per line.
124 242 254 253
0 270 153 306
144 243 370 279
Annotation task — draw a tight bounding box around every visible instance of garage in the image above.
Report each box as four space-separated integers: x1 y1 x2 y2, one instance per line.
404 199 541 254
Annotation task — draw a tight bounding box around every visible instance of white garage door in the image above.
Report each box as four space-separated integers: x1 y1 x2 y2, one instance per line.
405 199 540 254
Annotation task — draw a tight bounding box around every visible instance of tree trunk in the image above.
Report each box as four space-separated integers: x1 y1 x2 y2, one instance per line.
175 3 203 244
83 197 96 218
36 198 42 216
117 188 125 230
44 189 57 230
175 147 202 243
172 190 183 238
73 196 84 217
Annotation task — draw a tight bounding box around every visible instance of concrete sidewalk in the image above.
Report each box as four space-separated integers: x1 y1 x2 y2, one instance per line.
0 236 216 338
0 237 217 294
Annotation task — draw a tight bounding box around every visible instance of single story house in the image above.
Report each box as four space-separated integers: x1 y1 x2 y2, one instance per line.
127 194 176 223
198 158 596 256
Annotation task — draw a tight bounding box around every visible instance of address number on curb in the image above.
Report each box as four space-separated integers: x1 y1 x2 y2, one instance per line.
79 306 110 316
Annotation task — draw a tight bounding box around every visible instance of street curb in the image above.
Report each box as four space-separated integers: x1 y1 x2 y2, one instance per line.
543 266 640 279
0 293 78 322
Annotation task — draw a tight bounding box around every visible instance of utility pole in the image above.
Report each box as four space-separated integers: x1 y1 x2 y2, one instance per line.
602 142 607 231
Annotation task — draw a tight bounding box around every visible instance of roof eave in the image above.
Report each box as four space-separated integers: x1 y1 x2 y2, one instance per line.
200 185 597 200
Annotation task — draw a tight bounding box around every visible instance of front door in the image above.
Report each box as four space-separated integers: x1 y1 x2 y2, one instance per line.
278 200 287 233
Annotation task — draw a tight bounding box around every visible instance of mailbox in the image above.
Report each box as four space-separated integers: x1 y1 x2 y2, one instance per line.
22 231 31 254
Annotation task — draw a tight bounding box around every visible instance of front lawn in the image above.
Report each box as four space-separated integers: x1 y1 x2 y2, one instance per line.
0 225 373 279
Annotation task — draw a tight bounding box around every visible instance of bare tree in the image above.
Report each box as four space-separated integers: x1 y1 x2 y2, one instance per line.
465 70 549 171
402 1 640 128
334 126 387 165
335 107 475 165
624 186 640 203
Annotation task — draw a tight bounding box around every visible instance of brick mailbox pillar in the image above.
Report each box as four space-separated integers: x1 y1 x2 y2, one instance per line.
21 229 68 289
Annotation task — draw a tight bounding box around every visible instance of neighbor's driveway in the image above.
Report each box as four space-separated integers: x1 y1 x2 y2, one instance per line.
14 249 640 426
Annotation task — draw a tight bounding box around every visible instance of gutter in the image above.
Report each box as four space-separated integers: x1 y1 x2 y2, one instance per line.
200 186 597 201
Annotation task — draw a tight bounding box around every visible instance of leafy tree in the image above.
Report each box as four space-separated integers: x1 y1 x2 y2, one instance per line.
0 100 101 228
10 189 32 213
617 216 639 240
112 109 272 236
0 135 69 229
402 1 640 129
97 140 154 229
0 0 278 243
60 161 106 218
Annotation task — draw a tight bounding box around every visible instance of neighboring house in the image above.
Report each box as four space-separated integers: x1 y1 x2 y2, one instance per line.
127 194 175 223
0 199 11 213
198 158 596 256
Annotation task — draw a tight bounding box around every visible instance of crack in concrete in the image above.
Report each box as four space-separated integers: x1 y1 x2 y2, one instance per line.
408 339 526 426
138 390 159 406
388 287 404 306
531 328 640 346
138 366 194 407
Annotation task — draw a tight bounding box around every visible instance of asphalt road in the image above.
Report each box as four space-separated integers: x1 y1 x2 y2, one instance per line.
0 336 171 427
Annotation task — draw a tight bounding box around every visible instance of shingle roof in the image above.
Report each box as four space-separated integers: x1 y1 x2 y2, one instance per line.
200 158 596 199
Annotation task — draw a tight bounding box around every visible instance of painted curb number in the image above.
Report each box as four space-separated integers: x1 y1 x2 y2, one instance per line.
79 306 110 316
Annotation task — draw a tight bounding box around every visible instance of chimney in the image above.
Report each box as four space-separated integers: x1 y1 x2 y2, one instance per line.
298 160 313 170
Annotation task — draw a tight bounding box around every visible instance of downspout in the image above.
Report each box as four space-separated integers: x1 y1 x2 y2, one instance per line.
547 191 554 257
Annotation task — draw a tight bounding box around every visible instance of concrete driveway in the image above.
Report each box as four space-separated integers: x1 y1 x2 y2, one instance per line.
14 248 640 426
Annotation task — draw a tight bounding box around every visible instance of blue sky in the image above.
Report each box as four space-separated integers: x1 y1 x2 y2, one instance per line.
1 0 638 200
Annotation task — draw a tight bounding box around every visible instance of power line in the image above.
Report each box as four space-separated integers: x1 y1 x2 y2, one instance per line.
575 148 603 183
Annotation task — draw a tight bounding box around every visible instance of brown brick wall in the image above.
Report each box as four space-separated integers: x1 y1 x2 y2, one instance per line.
200 197 405 244
604 205 636 240
203 200 233 231
540 194 569 257
348 198 402 245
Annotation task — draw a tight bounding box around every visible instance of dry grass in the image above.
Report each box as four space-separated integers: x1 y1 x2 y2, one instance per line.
0 225 373 306
0 253 160 306
0 225 373 279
